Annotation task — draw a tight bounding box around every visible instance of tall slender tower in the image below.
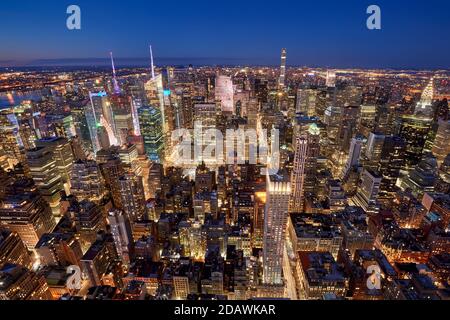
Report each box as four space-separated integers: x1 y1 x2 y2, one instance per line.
342 136 364 180
110 52 121 95
278 48 287 89
289 136 308 212
149 45 156 80
263 173 290 285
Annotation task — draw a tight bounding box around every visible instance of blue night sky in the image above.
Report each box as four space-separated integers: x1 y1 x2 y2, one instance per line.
0 0 449 68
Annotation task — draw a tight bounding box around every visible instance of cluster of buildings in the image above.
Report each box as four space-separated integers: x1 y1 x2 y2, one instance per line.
0 48 449 300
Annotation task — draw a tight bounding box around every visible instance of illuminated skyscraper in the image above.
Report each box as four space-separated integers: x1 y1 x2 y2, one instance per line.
296 87 318 116
144 74 166 132
113 111 133 147
338 105 360 152
0 182 55 250
432 120 450 166
365 132 385 170
85 94 104 155
263 173 290 285
26 147 63 217
107 209 134 265
149 45 156 80
0 264 53 300
35 137 74 193
110 52 121 95
100 157 124 209
80 232 119 287
324 105 341 145
0 111 25 168
119 174 147 222
89 92 111 126
138 106 164 162
342 136 364 180
215 75 234 113
130 98 142 136
70 200 106 250
399 114 433 169
358 105 377 137
0 230 32 269
415 77 434 116
70 160 106 202
278 48 287 90
289 136 307 213
289 117 321 212
378 136 406 196
352 169 382 216
400 154 439 199
326 70 336 88
194 103 219 165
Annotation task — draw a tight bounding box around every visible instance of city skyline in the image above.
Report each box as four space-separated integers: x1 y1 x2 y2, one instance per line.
0 0 449 305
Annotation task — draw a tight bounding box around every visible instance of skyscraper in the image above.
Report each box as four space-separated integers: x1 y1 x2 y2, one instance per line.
138 106 164 162
149 45 156 80
70 160 106 202
289 135 307 213
0 181 55 250
263 173 290 285
342 136 364 180
366 132 386 170
352 169 382 216
326 70 336 88
0 264 53 300
366 132 386 162
215 75 234 114
130 98 142 137
113 109 133 147
80 232 120 287
400 154 439 198
0 111 25 169
107 209 134 265
86 92 107 155
289 118 321 213
26 147 63 217
70 200 106 250
303 124 321 197
432 120 450 166
119 174 147 223
110 52 121 95
0 230 32 269
278 48 287 90
144 74 168 135
415 77 434 116
35 137 74 193
296 87 318 116
378 136 406 196
399 114 433 169
100 157 125 209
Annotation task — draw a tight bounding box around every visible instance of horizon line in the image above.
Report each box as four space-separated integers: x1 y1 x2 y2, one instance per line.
0 57 449 71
